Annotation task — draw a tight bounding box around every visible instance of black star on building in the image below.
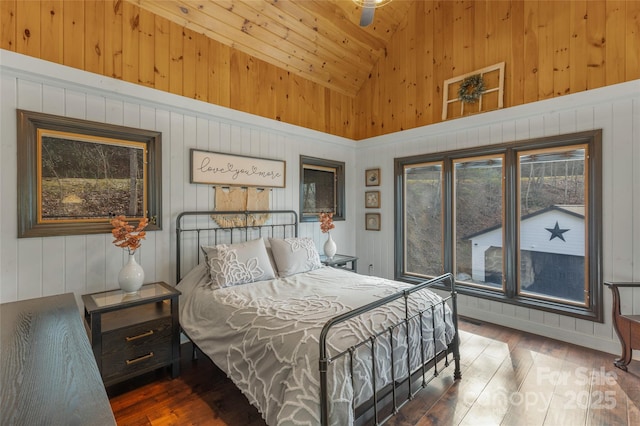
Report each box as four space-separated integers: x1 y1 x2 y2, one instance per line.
546 221 569 242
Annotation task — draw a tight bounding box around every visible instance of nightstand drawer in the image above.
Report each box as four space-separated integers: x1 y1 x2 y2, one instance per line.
102 317 172 356
101 341 173 380
82 282 181 387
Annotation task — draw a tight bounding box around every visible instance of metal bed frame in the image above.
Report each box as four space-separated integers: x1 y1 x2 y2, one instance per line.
176 210 461 426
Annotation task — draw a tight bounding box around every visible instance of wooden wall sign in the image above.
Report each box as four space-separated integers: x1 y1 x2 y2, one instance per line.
190 149 286 188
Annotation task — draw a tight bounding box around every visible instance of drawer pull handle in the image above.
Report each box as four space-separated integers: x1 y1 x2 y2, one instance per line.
125 330 154 342
126 352 154 365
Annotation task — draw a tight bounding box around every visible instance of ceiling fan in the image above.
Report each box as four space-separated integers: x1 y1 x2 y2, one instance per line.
353 0 393 27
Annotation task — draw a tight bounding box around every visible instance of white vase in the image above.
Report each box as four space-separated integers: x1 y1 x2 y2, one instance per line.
323 233 337 259
118 253 144 294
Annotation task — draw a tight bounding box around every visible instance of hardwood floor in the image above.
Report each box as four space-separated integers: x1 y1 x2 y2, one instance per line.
109 318 640 425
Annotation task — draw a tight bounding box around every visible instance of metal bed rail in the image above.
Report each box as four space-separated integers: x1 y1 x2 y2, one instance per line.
318 272 461 426
175 210 298 282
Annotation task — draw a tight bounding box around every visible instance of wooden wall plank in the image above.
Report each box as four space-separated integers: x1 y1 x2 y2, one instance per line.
586 0 606 89
452 0 466 77
168 21 183 96
552 0 570 97
41 0 63 64
432 0 453 125
229 50 249 114
62 0 84 69
605 1 626 86
413 0 431 128
626 0 640 81
16 0 40 58
208 40 230 106
84 0 104 75
461 0 475 75
194 31 208 102
154 15 170 92
509 0 525 106
138 7 155 88
104 0 123 80
536 1 554 100
0 0 16 51
404 11 416 133
569 0 588 94
122 1 140 86
181 27 196 99
522 1 538 104
473 0 487 77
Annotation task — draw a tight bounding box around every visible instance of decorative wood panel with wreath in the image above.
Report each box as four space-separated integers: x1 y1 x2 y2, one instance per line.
442 62 505 120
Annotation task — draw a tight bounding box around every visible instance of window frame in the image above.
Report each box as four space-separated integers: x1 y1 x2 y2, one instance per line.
299 155 345 223
394 130 603 322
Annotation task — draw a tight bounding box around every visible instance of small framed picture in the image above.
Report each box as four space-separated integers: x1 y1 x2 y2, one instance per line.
365 191 380 208
365 213 381 231
365 168 380 186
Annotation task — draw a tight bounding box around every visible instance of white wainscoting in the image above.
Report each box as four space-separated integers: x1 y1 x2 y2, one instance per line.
355 78 640 357
0 50 356 306
2 49 639 359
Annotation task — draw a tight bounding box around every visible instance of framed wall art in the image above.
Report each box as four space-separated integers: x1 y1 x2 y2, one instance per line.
17 110 162 238
191 149 286 188
365 213 381 231
365 168 380 186
365 191 380 208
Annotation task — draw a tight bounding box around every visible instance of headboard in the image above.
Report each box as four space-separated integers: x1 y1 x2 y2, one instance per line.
175 210 298 282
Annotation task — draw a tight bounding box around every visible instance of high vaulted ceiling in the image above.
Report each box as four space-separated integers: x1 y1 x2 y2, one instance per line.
131 0 413 97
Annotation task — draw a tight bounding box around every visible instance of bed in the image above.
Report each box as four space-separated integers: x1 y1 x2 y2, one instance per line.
175 210 461 425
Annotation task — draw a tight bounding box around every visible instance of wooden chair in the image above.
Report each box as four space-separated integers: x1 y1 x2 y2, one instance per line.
605 282 640 371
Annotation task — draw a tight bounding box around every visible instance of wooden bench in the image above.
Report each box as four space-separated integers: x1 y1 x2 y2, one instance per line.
605 282 640 371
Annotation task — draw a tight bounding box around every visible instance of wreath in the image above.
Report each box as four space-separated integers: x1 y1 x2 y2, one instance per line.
458 74 485 104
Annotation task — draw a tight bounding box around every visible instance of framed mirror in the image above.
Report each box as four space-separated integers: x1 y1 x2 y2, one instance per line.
299 155 345 222
17 110 162 238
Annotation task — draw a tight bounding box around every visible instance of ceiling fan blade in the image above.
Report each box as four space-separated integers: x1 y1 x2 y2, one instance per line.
360 6 375 26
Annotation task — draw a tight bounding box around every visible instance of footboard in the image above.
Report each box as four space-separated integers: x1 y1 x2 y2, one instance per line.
318 273 460 426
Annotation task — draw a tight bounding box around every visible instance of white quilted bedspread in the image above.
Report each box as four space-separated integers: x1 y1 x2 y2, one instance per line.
177 266 454 426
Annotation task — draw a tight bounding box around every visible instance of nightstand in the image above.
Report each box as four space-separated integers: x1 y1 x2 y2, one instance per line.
82 282 181 387
320 254 358 272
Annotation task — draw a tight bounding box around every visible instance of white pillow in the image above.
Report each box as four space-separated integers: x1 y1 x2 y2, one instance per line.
269 237 322 277
201 238 276 289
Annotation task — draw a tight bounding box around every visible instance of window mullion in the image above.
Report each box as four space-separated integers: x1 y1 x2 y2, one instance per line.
443 159 454 277
504 149 518 298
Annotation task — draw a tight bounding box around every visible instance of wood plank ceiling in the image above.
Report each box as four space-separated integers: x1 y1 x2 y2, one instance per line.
130 0 413 97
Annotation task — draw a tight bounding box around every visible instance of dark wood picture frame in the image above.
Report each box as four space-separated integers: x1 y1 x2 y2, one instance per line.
365 191 380 208
365 168 380 186
365 213 381 231
17 110 162 238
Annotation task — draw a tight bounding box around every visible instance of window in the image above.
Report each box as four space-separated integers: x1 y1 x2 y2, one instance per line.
454 155 504 291
300 156 345 222
403 161 444 277
395 130 602 321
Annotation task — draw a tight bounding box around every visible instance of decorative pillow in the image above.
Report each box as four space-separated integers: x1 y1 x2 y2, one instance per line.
269 237 322 277
201 238 276 289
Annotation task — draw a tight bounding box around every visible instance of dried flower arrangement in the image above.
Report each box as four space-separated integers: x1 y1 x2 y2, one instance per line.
319 212 335 234
111 215 149 254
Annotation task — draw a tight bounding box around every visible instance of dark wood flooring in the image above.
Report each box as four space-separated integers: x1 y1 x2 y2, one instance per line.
109 318 640 425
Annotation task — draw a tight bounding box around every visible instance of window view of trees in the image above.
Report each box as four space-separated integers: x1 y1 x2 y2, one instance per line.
404 162 443 277
454 156 504 290
40 136 145 220
395 131 602 321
